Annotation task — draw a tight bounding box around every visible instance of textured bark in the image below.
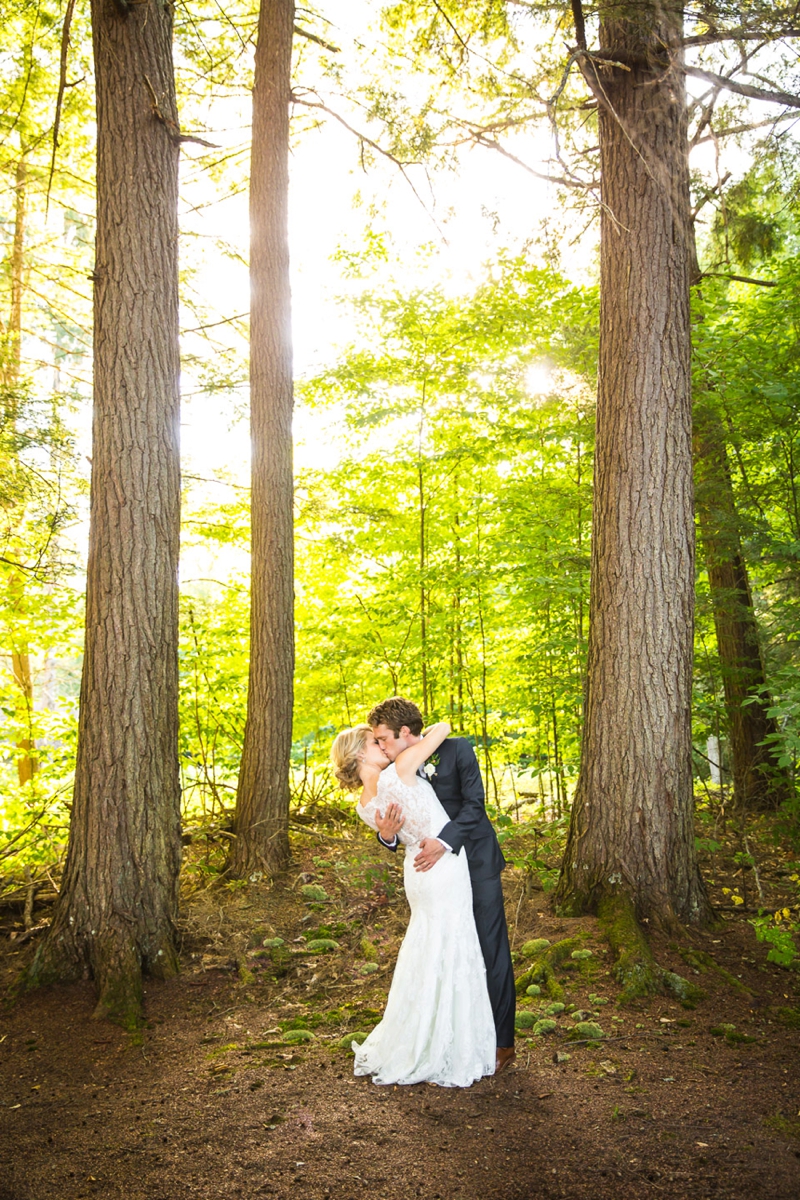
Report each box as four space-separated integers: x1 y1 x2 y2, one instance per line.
694 403 790 810
228 0 294 879
556 2 712 928
4 156 38 785
27 0 182 1025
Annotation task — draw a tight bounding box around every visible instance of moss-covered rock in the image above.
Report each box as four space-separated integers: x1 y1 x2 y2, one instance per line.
569 1021 604 1040
283 1030 315 1045
300 884 329 902
520 938 551 958
339 1031 369 1049
571 948 594 961
532 1018 558 1036
514 1010 537 1029
261 937 285 949
544 1002 566 1016
306 938 340 953
526 984 542 997
359 963 379 975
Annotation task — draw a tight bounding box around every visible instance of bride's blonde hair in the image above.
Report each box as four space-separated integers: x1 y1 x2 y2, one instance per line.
331 724 372 791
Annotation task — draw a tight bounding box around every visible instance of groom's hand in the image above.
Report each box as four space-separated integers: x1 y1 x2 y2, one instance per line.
414 838 447 872
375 802 404 840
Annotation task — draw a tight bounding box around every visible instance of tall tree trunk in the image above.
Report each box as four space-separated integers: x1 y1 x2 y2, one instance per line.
4 155 38 784
556 2 711 929
228 0 294 879
27 0 182 1025
694 400 790 809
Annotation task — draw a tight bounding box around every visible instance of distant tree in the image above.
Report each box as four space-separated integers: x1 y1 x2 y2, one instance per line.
28 0 182 1025
227 0 295 879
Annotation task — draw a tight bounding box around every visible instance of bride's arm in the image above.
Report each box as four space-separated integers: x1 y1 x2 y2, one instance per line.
395 721 451 786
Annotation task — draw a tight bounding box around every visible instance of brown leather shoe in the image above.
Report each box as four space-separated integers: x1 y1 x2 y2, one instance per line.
495 1046 516 1073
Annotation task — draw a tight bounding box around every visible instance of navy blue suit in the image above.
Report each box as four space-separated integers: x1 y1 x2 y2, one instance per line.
381 737 516 1047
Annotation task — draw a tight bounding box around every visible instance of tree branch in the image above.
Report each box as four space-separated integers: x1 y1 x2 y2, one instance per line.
684 27 800 47
472 132 597 190
293 24 340 53
699 272 779 287
46 0 77 214
683 66 800 110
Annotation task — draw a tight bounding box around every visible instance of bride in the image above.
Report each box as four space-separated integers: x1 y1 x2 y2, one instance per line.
331 720 496 1088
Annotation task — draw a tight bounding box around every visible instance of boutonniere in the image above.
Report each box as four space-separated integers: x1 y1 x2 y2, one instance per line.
423 751 441 778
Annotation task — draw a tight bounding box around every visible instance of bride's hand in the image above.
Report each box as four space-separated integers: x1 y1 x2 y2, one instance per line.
375 802 404 840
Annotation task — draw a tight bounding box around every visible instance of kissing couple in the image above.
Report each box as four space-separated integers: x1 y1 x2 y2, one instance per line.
331 696 516 1088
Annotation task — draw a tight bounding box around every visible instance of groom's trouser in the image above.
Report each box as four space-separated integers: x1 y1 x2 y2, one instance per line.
471 874 516 1047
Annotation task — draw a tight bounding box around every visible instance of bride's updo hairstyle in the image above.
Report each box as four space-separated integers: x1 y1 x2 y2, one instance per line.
331 724 372 791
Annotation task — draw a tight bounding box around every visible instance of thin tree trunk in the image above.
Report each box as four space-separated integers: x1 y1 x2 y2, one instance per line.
27 0 182 1025
4 156 38 784
556 1 711 929
694 401 790 809
228 0 294 879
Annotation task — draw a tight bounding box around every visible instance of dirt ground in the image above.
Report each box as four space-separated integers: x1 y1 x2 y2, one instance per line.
2 824 800 1200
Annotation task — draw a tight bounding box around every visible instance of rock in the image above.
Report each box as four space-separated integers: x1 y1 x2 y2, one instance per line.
571 1009 593 1023
300 885 328 902
339 1031 369 1049
569 1021 604 1040
306 938 340 953
553 1050 571 1063
532 1019 558 1036
520 938 551 958
283 1030 315 1044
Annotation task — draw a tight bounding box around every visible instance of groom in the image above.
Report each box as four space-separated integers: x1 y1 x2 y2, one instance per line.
368 696 516 1072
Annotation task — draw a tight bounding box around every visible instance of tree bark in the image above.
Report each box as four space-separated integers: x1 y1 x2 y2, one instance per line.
694 401 790 809
4 155 39 785
27 0 182 1025
556 2 712 929
228 0 294 879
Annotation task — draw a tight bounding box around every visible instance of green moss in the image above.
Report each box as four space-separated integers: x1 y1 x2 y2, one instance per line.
526 984 542 997
360 938 378 961
514 1011 537 1029
306 938 340 953
597 892 703 1006
679 948 749 994
359 963 379 975
571 949 594 961
544 1002 566 1015
520 938 551 958
532 1018 558 1036
261 937 285 949
283 1029 315 1044
300 884 328 902
569 1021 604 1041
514 937 583 998
339 1031 369 1049
776 1006 800 1029
710 1023 756 1046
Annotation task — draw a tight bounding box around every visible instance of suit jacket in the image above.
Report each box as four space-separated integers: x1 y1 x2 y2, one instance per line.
383 737 506 882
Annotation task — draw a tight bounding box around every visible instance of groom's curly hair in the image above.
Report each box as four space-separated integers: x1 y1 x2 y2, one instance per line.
368 696 424 737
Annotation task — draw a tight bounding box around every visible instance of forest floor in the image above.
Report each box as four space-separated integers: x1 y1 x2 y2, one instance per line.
1 806 800 1200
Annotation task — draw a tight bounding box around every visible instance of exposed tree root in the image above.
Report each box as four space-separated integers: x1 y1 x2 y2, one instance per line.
514 936 585 1000
596 893 704 1007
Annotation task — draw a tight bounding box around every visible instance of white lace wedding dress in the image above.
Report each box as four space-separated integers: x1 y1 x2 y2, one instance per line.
353 762 496 1087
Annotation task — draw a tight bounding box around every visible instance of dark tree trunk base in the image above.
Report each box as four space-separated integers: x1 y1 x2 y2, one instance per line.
226 818 290 881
